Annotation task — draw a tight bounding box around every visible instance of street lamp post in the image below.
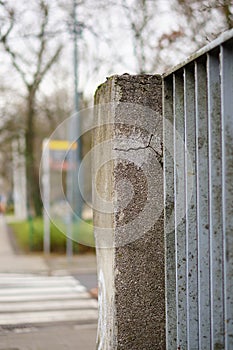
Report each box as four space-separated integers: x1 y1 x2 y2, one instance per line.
66 0 82 259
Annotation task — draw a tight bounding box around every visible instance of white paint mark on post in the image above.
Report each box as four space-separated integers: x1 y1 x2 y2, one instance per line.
97 269 107 350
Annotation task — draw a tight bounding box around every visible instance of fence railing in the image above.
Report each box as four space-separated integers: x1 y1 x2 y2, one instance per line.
163 29 233 349
93 29 233 350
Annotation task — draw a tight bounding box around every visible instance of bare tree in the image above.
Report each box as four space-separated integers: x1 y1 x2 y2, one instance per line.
173 0 233 43
0 0 63 216
120 0 154 73
118 0 233 73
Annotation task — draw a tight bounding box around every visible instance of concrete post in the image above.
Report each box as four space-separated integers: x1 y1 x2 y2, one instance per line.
93 74 165 349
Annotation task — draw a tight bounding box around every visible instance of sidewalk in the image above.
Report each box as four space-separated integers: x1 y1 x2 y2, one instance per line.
0 216 48 274
0 216 97 275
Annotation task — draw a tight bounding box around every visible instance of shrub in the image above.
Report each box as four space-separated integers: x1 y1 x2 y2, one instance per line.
9 217 95 254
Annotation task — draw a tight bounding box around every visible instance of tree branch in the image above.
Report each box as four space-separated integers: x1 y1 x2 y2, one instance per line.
2 41 29 86
32 44 63 92
33 0 49 85
0 2 15 42
0 3 29 86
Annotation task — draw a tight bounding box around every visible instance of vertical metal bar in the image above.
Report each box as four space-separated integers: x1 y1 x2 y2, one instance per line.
66 231 73 260
73 0 79 116
195 59 211 349
207 51 224 349
66 134 74 260
42 139 50 255
163 76 177 350
173 72 187 349
184 65 198 349
12 136 27 220
73 0 82 218
220 43 233 349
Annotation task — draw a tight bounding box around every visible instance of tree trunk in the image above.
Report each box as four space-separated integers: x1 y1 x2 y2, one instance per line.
25 91 42 217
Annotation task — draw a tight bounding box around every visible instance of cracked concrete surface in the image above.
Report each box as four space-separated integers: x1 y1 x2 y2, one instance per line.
94 74 165 349
114 134 163 167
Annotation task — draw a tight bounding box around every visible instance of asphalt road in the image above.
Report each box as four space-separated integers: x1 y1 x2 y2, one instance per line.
0 273 98 350
0 324 97 350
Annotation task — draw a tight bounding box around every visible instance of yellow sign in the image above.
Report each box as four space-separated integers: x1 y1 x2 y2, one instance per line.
48 140 77 151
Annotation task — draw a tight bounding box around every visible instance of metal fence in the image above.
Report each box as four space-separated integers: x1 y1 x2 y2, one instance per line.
163 29 233 349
